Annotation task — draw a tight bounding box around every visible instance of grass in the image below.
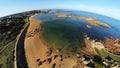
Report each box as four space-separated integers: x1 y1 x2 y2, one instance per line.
0 11 47 68
100 49 120 65
94 62 103 68
0 40 16 68
0 21 29 68
95 48 120 66
0 16 29 68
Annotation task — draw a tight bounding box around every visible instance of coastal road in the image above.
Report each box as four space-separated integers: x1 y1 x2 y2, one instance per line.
14 23 29 68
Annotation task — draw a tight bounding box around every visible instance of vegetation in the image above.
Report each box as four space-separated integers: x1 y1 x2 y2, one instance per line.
0 40 16 68
0 10 49 68
0 10 49 50
95 48 120 66
100 49 120 65
0 15 28 68
94 62 103 68
0 17 25 45
0 10 40 45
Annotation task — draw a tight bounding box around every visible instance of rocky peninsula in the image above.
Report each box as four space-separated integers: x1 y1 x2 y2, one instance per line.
55 14 110 28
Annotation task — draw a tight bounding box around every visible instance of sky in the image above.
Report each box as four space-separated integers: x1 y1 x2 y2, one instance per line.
0 0 120 20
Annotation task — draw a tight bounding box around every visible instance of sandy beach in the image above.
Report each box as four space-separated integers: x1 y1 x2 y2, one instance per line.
24 15 77 68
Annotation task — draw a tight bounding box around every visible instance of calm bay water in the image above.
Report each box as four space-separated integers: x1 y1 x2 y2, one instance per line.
35 10 120 40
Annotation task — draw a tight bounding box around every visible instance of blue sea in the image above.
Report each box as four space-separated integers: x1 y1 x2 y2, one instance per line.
35 9 120 40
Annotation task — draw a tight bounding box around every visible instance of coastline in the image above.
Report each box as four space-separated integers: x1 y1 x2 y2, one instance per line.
24 15 77 68
24 14 120 68
25 15 46 68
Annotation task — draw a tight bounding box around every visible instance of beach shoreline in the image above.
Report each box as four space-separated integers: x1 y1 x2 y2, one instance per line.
24 15 78 68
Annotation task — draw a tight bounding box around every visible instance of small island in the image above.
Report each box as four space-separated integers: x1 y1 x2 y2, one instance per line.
55 14 110 28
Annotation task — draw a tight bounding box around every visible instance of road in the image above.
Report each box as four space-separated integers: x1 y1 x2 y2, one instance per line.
14 23 29 68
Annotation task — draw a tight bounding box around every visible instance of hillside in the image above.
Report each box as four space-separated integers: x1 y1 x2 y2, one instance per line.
0 10 49 68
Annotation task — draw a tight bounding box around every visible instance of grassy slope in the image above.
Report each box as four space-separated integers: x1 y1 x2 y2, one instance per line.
0 23 28 68
100 49 120 65
0 17 29 68
94 62 103 68
0 40 16 68
0 10 49 68
0 18 24 46
95 48 120 66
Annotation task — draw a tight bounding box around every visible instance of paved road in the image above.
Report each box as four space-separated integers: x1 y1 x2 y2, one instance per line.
15 24 29 68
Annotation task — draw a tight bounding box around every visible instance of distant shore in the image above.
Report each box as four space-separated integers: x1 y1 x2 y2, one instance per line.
55 14 110 28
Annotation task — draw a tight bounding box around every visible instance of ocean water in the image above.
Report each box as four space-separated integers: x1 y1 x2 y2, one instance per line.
35 10 120 40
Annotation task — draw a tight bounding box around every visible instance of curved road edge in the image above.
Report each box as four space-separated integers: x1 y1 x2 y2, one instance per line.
14 23 29 68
